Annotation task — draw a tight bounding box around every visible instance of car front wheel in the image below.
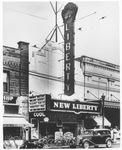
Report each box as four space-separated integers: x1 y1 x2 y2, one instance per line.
106 140 112 148
83 141 90 149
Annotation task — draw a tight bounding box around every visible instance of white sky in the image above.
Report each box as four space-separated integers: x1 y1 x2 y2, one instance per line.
2 0 121 65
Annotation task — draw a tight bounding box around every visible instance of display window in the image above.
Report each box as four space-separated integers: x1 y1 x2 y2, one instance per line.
3 127 22 140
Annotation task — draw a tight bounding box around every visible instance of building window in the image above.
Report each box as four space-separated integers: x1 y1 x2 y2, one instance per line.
3 72 9 93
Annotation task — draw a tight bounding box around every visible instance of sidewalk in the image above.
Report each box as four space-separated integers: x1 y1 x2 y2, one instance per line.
113 139 120 145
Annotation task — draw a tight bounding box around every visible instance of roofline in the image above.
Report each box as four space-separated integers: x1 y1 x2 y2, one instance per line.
75 55 120 67
3 45 18 50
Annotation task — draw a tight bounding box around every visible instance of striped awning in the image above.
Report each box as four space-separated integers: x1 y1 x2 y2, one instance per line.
93 116 111 126
3 114 34 127
104 101 120 109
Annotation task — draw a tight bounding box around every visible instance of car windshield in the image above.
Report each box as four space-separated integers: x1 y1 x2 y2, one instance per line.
82 130 93 135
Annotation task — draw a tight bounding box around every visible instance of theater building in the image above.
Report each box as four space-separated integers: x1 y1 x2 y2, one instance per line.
29 4 120 129
29 94 101 140
29 53 120 139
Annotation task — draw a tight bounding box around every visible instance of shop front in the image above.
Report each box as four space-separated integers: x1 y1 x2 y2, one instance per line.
3 114 34 149
104 100 120 128
29 94 101 141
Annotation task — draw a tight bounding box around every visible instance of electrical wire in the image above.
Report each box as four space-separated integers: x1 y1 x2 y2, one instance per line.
76 12 97 22
7 8 52 22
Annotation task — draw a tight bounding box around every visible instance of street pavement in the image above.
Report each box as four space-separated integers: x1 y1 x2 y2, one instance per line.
43 139 120 149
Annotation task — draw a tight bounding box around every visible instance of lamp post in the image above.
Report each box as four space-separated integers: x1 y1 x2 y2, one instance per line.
101 94 105 128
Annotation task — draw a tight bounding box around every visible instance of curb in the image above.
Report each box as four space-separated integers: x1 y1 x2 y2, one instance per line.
113 139 120 145
43 145 70 149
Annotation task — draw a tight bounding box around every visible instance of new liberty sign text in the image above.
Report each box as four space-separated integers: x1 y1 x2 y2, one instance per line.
62 3 78 96
50 99 100 114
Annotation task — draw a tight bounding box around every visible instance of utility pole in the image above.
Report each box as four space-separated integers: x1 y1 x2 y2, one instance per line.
101 94 105 128
55 1 58 42
50 1 61 42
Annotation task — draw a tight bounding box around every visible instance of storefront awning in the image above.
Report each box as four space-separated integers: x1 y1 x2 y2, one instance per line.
93 116 111 126
3 114 34 127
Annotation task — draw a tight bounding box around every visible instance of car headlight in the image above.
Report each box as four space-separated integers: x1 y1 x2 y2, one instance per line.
80 137 83 141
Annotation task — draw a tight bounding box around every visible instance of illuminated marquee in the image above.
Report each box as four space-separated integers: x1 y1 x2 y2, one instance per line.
50 99 100 114
62 3 78 96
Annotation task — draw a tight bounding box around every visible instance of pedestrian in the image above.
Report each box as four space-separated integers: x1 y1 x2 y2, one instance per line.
110 128 113 140
113 126 118 142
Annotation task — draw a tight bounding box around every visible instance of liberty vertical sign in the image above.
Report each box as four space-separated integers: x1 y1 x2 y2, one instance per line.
62 3 78 96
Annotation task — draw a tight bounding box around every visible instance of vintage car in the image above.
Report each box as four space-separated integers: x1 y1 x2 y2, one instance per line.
79 128 113 148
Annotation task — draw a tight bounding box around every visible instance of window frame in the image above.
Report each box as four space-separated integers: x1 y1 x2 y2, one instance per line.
3 71 9 93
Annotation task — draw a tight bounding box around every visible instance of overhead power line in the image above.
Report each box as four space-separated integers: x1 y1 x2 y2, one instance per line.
76 12 97 21
58 11 97 28
8 8 52 21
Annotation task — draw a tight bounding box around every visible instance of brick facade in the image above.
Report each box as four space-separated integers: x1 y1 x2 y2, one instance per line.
3 41 29 120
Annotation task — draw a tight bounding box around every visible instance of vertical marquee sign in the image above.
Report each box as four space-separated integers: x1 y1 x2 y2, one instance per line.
62 3 78 96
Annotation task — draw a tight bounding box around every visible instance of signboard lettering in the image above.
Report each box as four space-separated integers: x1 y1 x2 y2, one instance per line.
33 112 45 117
54 102 70 109
62 3 78 96
51 99 100 114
